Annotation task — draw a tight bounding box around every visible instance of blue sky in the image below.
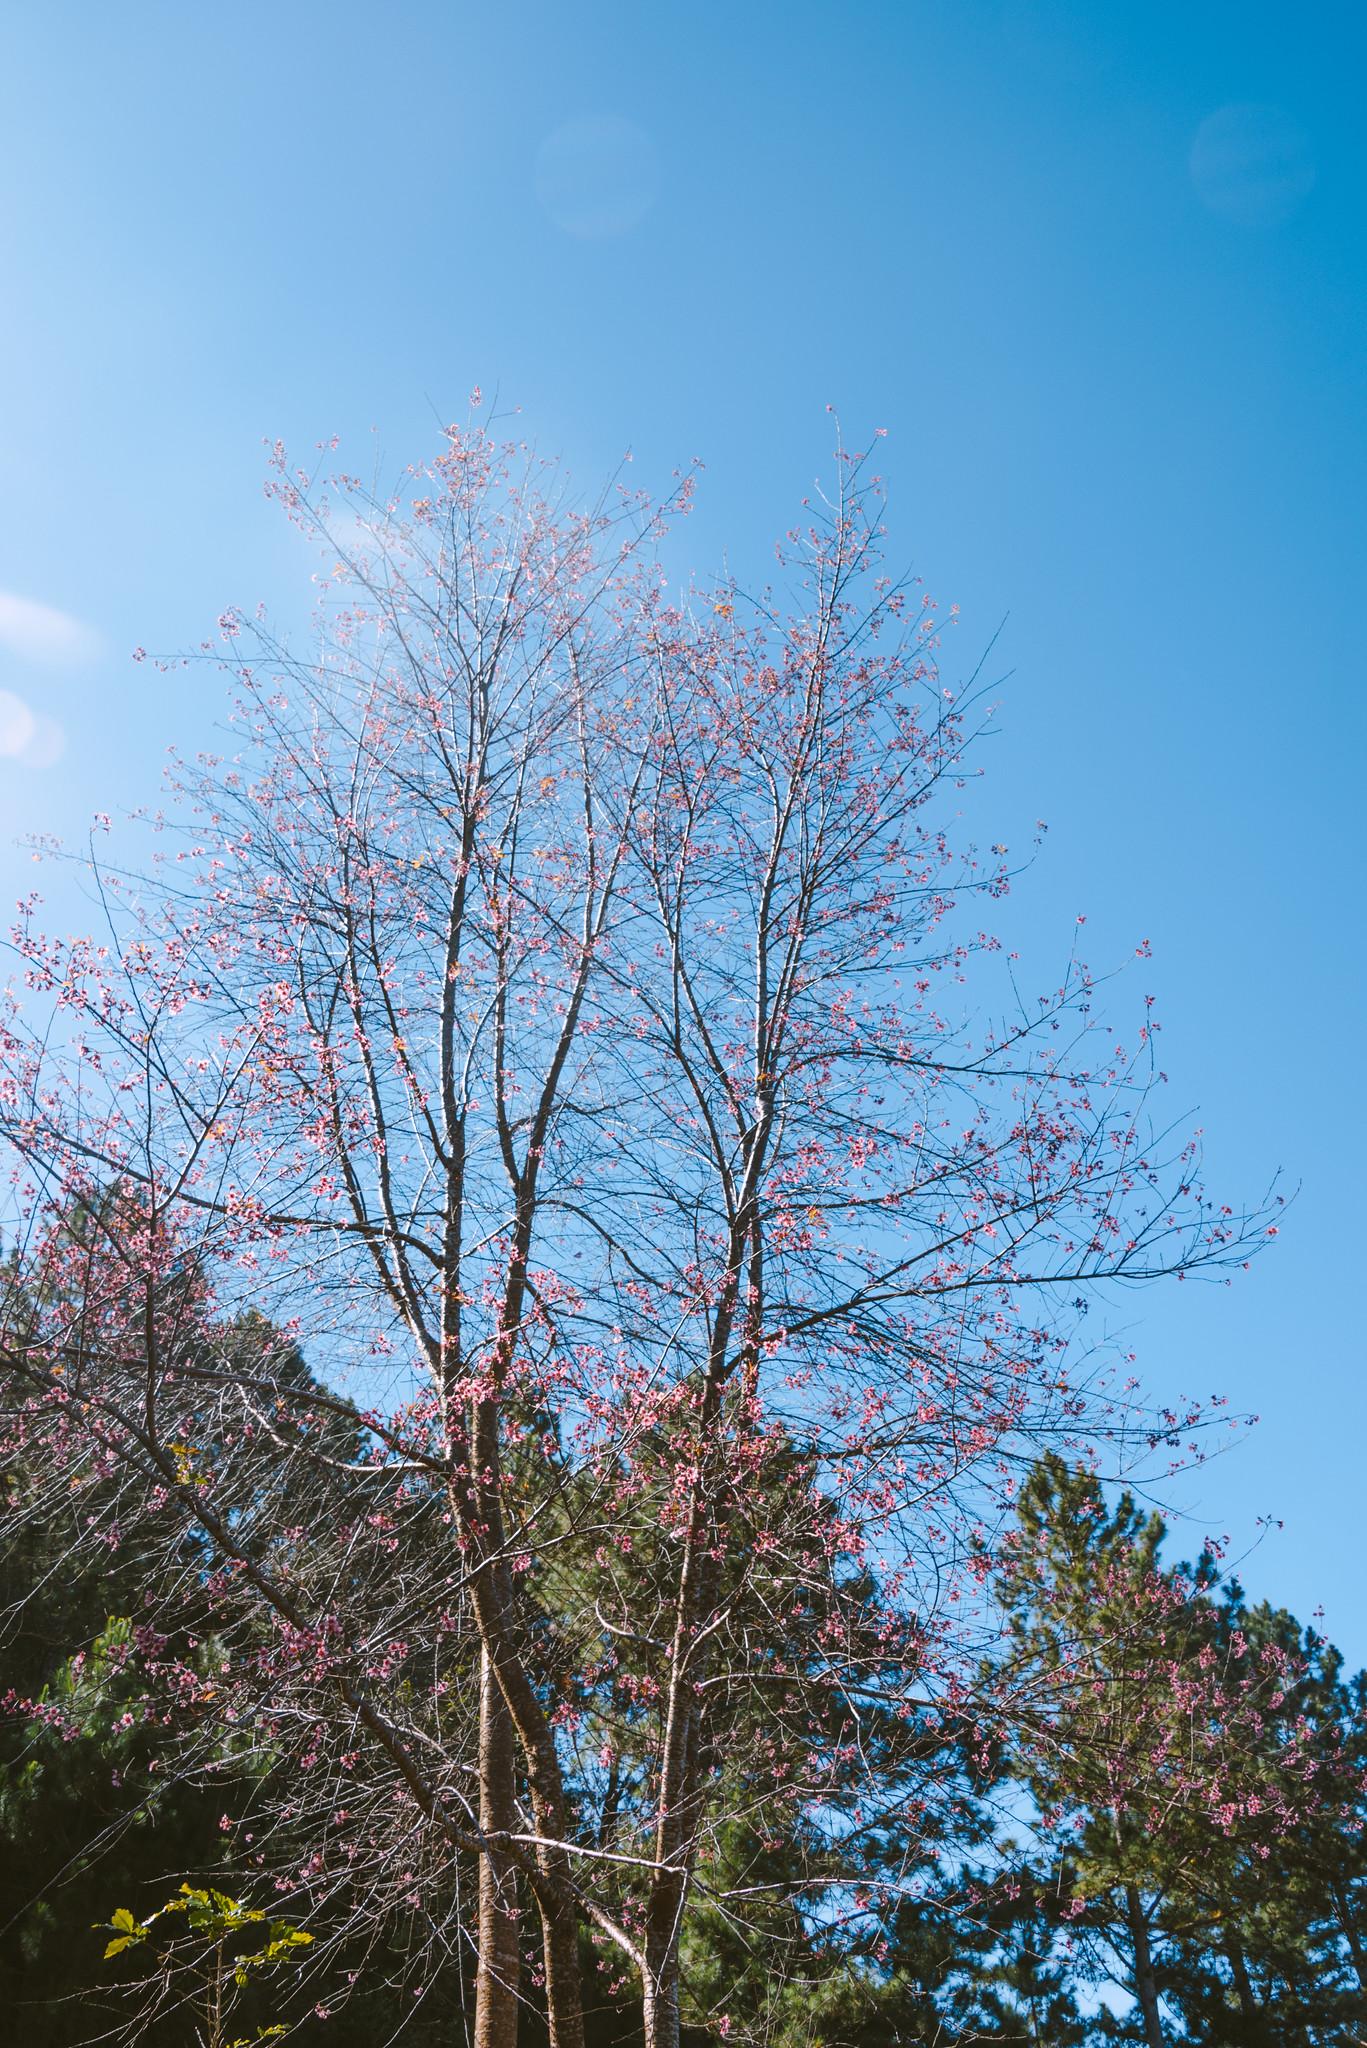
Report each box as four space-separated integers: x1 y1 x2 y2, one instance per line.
2 3 1363 1652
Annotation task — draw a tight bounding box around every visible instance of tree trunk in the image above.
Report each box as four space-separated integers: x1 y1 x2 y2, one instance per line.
1125 1884 1165 2048
538 1888 586 2048
475 1646 521 2048
640 1629 701 2048
643 1513 717 2048
642 1906 683 2048
1225 1932 1266 2043
641 1240 751 2048
462 1391 585 2048
475 1559 586 2048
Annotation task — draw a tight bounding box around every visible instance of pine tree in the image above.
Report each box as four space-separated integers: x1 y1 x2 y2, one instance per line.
988 1456 1365 2046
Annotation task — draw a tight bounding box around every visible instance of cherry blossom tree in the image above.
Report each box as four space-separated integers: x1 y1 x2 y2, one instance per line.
0 414 1276 2048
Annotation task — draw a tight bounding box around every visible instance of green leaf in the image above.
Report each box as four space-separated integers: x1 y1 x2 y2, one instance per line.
264 1929 313 1958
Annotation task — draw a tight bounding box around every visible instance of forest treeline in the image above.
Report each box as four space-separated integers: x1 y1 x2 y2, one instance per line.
3 1371 1362 2046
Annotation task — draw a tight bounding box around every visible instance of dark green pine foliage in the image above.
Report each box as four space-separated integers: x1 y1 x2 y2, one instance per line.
0 1296 476 2048
1152 1593 1367 2044
988 1453 1367 2048
0 1590 233 2042
5 1335 1366 2048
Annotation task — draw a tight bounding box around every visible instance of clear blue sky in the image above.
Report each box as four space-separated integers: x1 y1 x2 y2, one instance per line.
2 3 1362 1652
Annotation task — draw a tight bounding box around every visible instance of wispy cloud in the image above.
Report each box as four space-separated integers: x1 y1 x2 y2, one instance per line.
0 592 91 771
0 687 64 768
0 591 102 669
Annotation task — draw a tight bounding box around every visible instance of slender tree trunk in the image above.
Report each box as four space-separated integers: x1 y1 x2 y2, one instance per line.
473 1559 586 2048
1125 1884 1165 2048
643 1693 689 2048
644 1505 720 2048
475 1646 522 2048
642 1927 683 2048
641 1221 755 2048
538 1890 586 2048
463 1385 585 2048
1225 1931 1268 2043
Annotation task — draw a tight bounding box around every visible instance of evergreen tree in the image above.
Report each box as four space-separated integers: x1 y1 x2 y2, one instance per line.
988 1455 1364 2047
